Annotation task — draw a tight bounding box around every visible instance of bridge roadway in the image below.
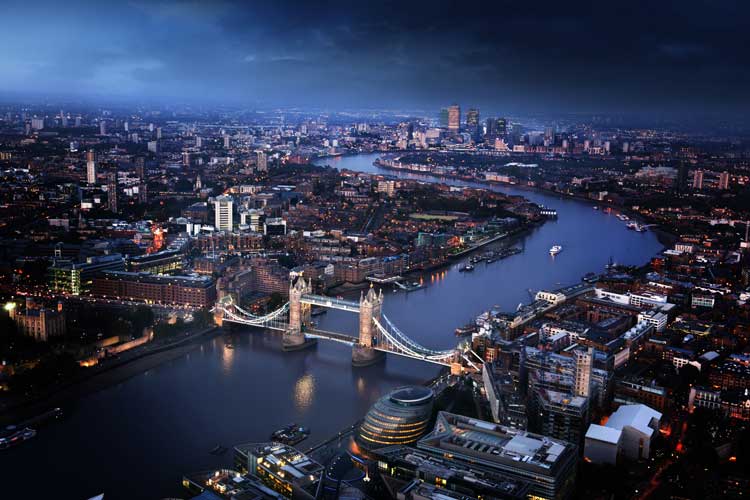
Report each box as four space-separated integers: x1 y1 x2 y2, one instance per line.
300 294 360 313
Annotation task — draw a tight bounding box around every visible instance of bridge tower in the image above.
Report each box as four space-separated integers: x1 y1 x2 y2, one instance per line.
353 286 385 366
283 277 314 350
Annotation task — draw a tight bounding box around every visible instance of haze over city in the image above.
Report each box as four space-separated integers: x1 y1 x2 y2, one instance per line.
2 0 750 115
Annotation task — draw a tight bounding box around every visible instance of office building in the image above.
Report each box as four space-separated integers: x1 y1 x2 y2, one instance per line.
373 445 530 500
584 404 662 464
212 195 234 231
47 254 126 295
466 108 480 138
358 386 434 450
263 217 287 236
128 249 184 274
439 108 449 128
447 104 460 132
416 412 578 500
86 150 97 184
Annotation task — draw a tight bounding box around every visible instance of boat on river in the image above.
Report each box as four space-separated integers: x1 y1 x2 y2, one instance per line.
270 423 310 446
549 245 563 256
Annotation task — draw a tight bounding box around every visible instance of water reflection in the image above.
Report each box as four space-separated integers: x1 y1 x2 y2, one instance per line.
221 342 235 374
294 373 316 411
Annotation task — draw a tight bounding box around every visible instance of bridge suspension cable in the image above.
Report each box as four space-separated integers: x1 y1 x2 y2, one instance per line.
373 315 457 362
214 299 290 326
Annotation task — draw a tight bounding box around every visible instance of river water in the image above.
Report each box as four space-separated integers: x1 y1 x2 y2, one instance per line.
0 154 664 500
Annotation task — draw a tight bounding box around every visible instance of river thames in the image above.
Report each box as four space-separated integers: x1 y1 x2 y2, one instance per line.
0 154 664 499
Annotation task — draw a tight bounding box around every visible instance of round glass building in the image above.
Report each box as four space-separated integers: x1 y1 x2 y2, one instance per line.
358 386 434 450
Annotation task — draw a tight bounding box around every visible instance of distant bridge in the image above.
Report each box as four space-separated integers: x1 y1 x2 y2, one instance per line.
212 279 482 372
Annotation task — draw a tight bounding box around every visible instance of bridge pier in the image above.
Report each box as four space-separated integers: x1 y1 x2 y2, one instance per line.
353 286 385 366
284 277 316 351
352 344 385 366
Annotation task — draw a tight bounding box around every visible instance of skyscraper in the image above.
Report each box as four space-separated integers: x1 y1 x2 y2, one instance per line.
212 195 234 231
107 171 118 213
223 134 231 149
439 108 449 128
693 169 704 190
86 150 96 184
719 171 730 190
466 108 480 139
495 118 507 137
99 120 107 136
447 104 460 132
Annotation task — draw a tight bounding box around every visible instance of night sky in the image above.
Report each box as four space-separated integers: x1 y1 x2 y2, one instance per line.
2 0 749 114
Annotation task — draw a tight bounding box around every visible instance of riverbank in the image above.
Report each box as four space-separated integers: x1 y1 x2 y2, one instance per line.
0 326 221 426
371 159 678 252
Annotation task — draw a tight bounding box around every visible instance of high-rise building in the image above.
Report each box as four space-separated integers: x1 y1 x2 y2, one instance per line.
86 150 97 184
447 104 461 132
195 136 202 148
124 121 129 132
495 117 508 137
719 171 730 190
574 348 594 398
99 120 107 135
466 108 480 139
135 157 145 181
223 134 231 149
693 169 704 190
439 108 449 128
256 151 268 172
31 117 44 130
74 115 82 127
156 127 162 139
212 195 234 231
60 110 68 128
107 171 118 213
676 162 689 193
147 140 160 154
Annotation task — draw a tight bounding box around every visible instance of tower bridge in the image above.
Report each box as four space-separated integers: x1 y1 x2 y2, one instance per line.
212 278 482 373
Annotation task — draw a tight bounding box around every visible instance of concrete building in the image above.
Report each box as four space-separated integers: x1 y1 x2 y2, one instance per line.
86 150 97 184
584 404 662 464
417 412 578 500
212 195 234 231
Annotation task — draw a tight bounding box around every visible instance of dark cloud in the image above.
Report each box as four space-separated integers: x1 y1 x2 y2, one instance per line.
1 0 748 114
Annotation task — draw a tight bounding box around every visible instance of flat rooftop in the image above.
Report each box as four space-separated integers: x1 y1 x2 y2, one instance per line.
418 412 576 475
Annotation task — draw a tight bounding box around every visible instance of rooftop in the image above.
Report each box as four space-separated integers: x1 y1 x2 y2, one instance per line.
418 412 576 474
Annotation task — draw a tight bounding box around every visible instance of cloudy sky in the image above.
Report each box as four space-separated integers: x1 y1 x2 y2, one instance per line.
2 0 749 114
